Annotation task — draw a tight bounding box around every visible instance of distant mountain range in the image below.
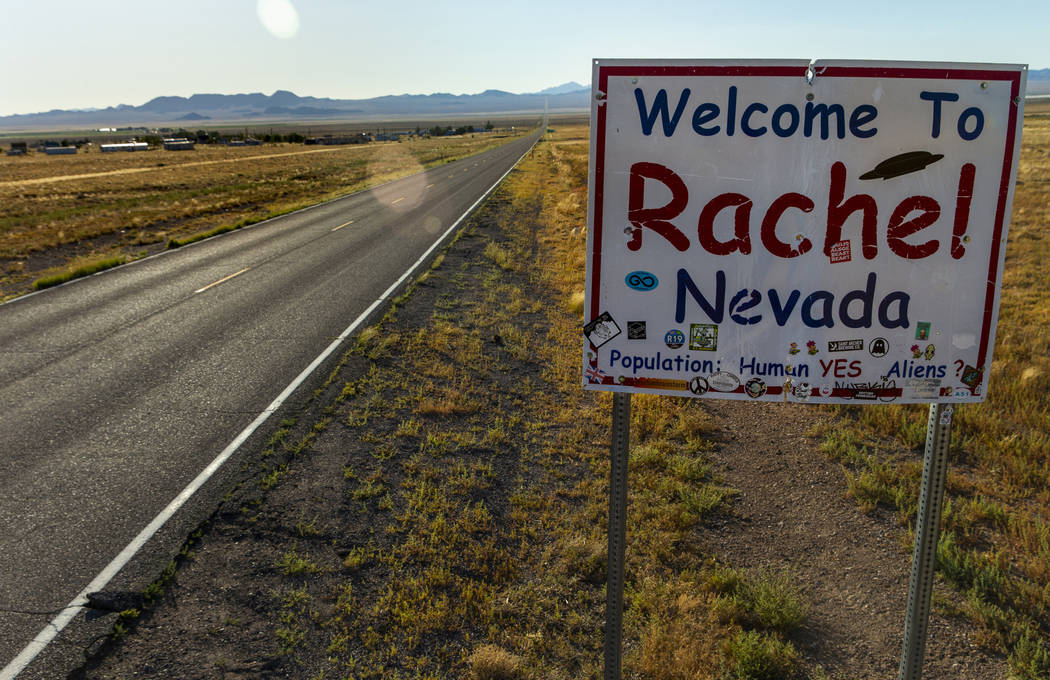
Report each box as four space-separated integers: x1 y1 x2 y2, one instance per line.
0 83 590 129
1028 68 1050 95
5 70 1045 130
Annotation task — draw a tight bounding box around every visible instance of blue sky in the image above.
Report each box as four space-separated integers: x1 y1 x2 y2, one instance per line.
1 0 1046 116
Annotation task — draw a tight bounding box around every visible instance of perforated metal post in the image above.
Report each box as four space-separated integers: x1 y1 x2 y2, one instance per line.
899 402 955 680
604 392 631 680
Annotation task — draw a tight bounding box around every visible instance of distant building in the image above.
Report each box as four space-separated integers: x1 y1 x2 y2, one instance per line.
163 138 195 150
7 142 28 156
101 142 149 152
304 134 370 145
44 147 77 155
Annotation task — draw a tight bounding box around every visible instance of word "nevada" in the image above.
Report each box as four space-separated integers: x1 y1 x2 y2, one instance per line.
676 270 909 329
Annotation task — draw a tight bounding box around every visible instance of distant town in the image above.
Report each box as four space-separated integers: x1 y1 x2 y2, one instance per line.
4 122 514 156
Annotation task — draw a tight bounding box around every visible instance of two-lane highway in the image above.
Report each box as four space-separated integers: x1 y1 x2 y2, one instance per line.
0 131 539 678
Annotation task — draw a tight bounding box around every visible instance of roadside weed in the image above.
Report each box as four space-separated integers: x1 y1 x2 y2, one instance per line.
467 644 525 680
724 629 800 680
276 547 319 576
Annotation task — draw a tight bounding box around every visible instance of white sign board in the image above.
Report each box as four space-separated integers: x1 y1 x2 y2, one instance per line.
584 60 1026 403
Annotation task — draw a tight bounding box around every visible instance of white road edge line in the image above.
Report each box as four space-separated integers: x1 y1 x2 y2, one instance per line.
193 267 250 294
0 133 538 680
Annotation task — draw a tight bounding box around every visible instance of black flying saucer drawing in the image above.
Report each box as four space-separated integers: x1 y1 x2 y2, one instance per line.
859 151 945 180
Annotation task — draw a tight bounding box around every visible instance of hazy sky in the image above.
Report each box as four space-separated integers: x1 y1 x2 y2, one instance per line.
1 0 1046 116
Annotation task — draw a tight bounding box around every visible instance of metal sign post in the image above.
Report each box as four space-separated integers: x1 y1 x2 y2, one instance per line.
604 392 631 680
898 402 955 679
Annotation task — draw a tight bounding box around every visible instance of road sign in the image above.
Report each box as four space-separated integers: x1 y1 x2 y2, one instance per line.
584 59 1026 403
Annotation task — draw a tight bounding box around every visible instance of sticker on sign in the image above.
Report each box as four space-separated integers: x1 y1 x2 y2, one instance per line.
582 59 1026 403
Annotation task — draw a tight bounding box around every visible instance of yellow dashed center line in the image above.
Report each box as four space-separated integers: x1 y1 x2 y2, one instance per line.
331 219 354 231
195 267 250 294
391 197 405 205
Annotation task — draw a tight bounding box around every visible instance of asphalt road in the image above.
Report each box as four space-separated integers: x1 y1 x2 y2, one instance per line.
0 131 539 678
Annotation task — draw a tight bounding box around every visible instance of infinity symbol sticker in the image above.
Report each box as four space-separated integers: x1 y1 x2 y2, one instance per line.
625 271 658 291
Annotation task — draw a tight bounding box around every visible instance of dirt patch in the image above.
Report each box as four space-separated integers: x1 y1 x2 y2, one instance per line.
700 399 1006 678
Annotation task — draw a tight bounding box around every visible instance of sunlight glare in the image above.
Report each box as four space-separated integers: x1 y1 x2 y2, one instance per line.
257 0 300 40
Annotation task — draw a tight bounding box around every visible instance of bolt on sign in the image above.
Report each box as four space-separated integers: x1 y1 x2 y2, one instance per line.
583 59 1027 403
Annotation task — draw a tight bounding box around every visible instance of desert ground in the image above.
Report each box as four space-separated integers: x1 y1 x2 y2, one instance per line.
4 107 1049 678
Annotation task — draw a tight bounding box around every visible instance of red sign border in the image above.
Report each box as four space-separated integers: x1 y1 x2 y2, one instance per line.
588 62 1023 393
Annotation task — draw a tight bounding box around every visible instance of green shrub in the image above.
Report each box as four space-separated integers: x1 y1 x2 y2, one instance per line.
704 566 808 633
724 630 799 680
1009 628 1050 679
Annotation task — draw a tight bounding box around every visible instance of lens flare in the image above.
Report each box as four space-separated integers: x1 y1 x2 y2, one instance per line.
257 0 300 40
368 142 426 212
422 216 443 234
371 172 426 212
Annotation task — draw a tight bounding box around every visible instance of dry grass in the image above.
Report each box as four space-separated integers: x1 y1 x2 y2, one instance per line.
468 645 526 680
0 131 525 298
